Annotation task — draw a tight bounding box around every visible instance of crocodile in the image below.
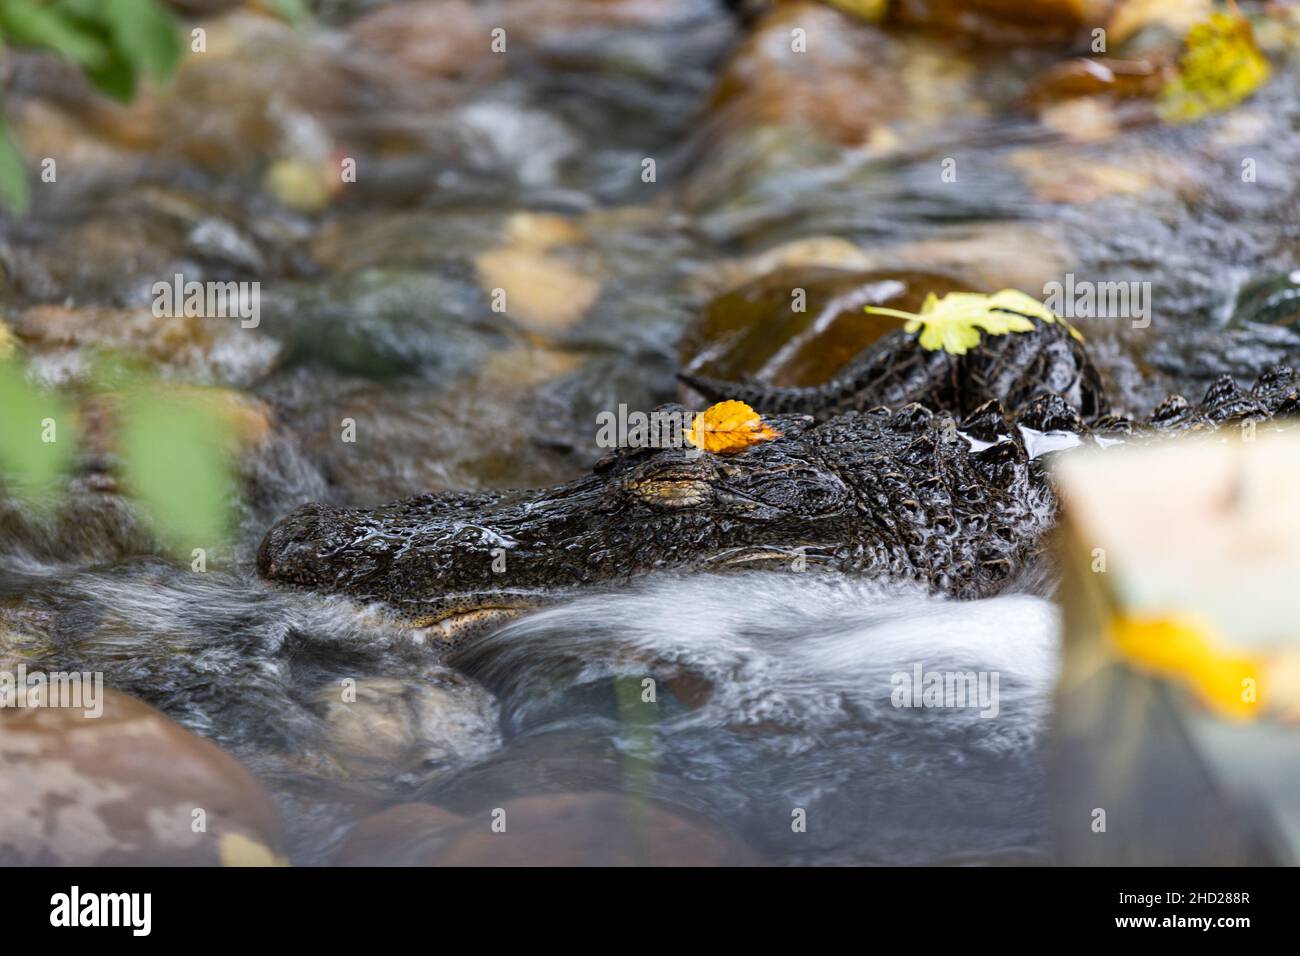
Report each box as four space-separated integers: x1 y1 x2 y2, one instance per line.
257 324 1300 632
680 315 1109 421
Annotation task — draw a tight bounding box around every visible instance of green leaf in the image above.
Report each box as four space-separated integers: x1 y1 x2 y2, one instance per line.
0 118 30 215
82 43 137 101
100 0 181 84
118 389 236 550
0 0 110 68
0 360 77 504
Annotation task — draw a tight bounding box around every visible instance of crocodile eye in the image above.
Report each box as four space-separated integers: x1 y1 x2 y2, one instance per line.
623 457 719 510
627 477 713 509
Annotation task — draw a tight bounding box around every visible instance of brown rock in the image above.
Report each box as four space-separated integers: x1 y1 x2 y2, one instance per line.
363 792 760 866
335 803 466 866
0 688 284 865
704 2 906 148
680 268 965 387
891 0 1111 46
349 0 504 83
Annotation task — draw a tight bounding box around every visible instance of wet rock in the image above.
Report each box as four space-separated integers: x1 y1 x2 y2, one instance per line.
259 269 507 379
267 369 591 503
680 267 964 388
474 245 602 334
316 674 501 787
348 0 506 84
1028 55 1170 107
0 184 303 312
13 305 280 387
338 790 759 866
334 802 466 866
891 0 1105 46
686 4 984 238
0 688 284 865
428 792 760 866
702 2 906 149
308 209 507 274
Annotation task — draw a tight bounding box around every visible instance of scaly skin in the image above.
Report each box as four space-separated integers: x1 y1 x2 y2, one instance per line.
258 343 1300 621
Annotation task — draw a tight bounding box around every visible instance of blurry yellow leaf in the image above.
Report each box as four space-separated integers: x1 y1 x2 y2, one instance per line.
824 0 889 23
0 321 16 360
1158 9 1270 123
218 832 289 867
865 288 1081 356
685 400 781 454
265 158 334 213
1109 613 1262 721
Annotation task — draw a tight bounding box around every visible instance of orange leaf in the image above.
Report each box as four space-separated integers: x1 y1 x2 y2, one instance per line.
684 400 781 454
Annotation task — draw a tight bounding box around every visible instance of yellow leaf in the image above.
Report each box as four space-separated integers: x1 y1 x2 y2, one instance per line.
824 0 889 23
218 832 289 867
0 321 14 360
685 400 781 454
864 288 1081 356
1109 613 1262 721
1158 8 1270 123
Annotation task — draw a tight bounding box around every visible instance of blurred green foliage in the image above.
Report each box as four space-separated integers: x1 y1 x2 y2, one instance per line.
0 0 183 213
0 0 311 214
0 354 238 554
119 385 236 550
0 358 77 504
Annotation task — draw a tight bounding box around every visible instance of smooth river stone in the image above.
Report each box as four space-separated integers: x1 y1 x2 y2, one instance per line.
0 688 284 865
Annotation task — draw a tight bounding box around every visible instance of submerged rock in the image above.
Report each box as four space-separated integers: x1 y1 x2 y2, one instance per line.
0 688 284 865
334 802 466 866
430 792 760 866
316 674 501 787
337 792 759 866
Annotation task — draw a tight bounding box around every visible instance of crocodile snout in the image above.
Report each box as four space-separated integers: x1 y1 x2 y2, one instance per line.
257 502 347 588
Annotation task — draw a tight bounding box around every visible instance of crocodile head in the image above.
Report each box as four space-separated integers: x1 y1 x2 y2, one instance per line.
257 409 864 634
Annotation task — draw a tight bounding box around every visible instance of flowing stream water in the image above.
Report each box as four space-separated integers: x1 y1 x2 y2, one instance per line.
3 0 1300 864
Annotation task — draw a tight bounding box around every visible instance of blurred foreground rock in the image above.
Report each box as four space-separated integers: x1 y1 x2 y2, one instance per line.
0 688 284 865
